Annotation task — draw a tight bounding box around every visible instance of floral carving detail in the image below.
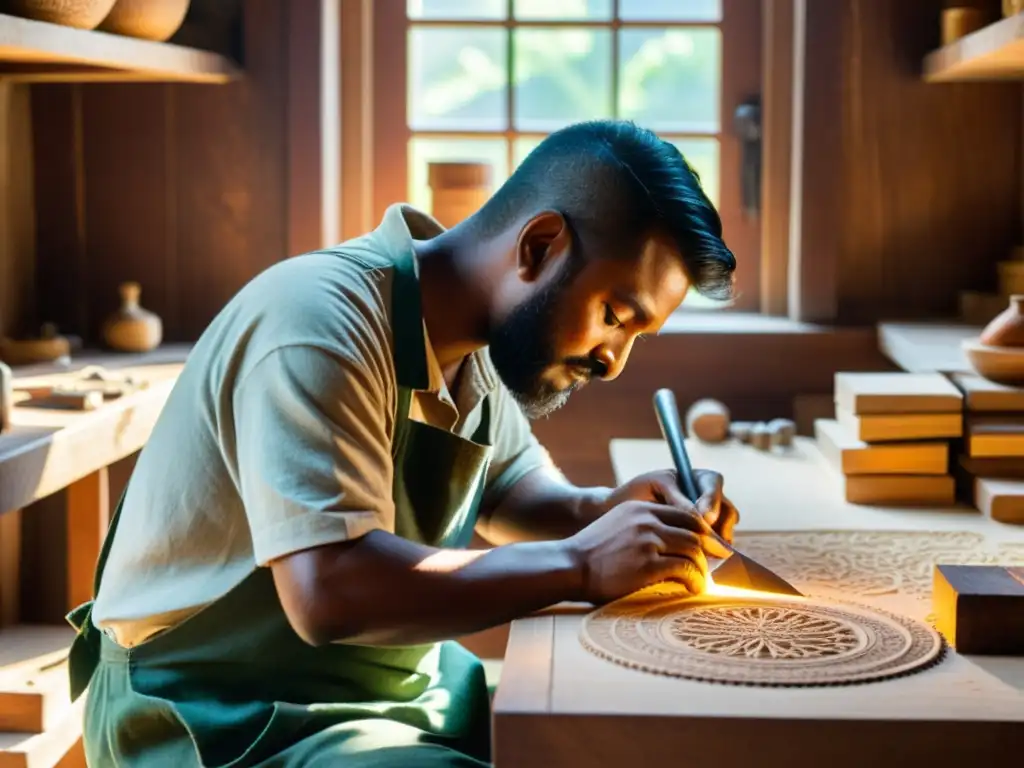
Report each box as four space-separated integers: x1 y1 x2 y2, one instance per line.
669 606 861 660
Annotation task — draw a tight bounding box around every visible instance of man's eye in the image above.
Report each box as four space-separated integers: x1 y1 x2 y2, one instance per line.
604 304 621 326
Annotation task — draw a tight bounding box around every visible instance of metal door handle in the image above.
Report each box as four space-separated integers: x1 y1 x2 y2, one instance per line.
733 95 761 219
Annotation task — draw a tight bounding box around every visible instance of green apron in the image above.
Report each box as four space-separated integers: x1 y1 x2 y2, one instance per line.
65 248 496 767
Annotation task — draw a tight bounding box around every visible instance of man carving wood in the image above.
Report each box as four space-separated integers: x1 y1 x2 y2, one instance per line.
67 119 739 767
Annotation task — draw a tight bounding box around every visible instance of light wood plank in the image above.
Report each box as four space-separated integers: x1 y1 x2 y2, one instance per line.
0 352 186 515
924 12 1024 82
0 12 240 84
877 322 979 374
815 418 949 475
950 372 1024 412
0 510 19 627
65 469 109 612
0 695 83 768
834 371 963 415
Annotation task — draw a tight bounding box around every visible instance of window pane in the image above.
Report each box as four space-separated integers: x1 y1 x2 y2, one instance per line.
618 0 721 22
513 0 613 20
407 0 506 20
618 28 720 133
668 137 719 208
513 28 612 131
409 28 508 131
408 137 509 215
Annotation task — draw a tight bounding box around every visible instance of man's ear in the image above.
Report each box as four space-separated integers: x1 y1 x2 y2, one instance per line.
515 210 570 283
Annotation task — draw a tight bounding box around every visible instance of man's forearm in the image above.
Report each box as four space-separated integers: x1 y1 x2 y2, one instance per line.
271 529 582 647
475 467 612 546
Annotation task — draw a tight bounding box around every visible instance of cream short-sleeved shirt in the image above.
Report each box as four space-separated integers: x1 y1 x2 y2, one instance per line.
91 204 556 648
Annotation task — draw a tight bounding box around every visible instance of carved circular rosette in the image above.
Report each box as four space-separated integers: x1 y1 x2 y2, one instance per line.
580 594 945 687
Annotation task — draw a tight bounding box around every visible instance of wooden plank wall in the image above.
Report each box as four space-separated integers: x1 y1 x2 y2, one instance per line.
29 0 288 346
0 83 35 341
836 0 1022 323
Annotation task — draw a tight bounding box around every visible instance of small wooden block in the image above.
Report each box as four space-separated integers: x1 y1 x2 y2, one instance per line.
933 564 1024 655
965 416 1024 457
815 418 948 475
841 474 955 506
949 372 1024 412
767 418 795 447
974 477 1024 524
749 423 771 450
0 663 70 733
958 454 1024 478
0 695 83 768
792 393 834 436
834 372 963 415
835 406 962 443
728 421 753 443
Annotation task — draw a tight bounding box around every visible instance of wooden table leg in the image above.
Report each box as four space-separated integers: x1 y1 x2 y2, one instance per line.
66 468 110 613
0 508 20 627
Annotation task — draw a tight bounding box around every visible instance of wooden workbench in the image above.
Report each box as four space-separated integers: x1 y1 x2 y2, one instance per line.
491 437 1024 767
1 344 190 618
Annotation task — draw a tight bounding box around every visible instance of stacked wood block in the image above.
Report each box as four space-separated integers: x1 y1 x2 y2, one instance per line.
0 625 84 768
814 372 961 505
949 373 1024 524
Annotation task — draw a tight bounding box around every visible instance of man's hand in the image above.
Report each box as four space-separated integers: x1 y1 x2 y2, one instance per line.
602 468 739 544
564 500 732 603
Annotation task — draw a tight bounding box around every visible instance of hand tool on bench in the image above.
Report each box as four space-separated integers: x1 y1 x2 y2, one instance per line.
653 388 804 597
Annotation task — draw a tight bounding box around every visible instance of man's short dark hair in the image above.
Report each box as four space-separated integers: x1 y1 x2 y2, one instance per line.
471 119 736 301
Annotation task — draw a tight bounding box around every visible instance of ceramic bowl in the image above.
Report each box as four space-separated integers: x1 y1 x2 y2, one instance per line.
4 0 119 30
98 0 191 42
962 338 1024 386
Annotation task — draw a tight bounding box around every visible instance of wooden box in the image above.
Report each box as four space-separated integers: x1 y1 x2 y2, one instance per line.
933 564 1024 655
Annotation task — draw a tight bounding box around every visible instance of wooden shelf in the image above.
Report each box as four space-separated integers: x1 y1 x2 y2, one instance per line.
0 13 241 84
877 321 981 373
924 13 1024 82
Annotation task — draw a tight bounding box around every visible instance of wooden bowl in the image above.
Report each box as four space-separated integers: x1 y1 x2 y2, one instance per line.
0 335 71 366
962 338 1024 386
98 0 191 42
2 0 119 29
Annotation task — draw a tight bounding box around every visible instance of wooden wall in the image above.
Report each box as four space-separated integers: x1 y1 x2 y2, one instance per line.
29 0 289 346
0 83 35 341
835 0 1022 323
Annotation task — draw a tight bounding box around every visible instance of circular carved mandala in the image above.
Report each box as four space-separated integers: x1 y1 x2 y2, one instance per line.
580 595 944 686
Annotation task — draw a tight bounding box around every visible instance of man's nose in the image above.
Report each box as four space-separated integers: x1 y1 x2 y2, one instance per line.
593 340 633 382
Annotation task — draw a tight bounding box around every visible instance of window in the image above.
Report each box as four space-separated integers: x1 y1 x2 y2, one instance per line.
371 0 762 310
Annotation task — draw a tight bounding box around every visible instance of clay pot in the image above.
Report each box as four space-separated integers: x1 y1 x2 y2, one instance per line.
963 339 1024 386
3 0 118 29
979 295 1024 347
98 0 191 41
102 282 162 353
428 162 493 228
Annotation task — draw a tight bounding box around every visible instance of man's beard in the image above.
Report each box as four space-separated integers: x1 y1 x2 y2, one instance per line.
487 260 599 419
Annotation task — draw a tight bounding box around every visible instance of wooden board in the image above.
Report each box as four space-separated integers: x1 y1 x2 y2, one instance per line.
933 565 1024 655
835 406 961 443
975 478 1024 524
0 351 186 514
0 662 69 733
841 474 955 506
924 11 1024 82
0 695 83 768
814 418 948 475
833 371 963 415
0 12 240 84
949 372 1024 412
608 438 1024 537
877 322 979 374
494 599 1023 768
492 439 1024 767
966 417 1024 457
